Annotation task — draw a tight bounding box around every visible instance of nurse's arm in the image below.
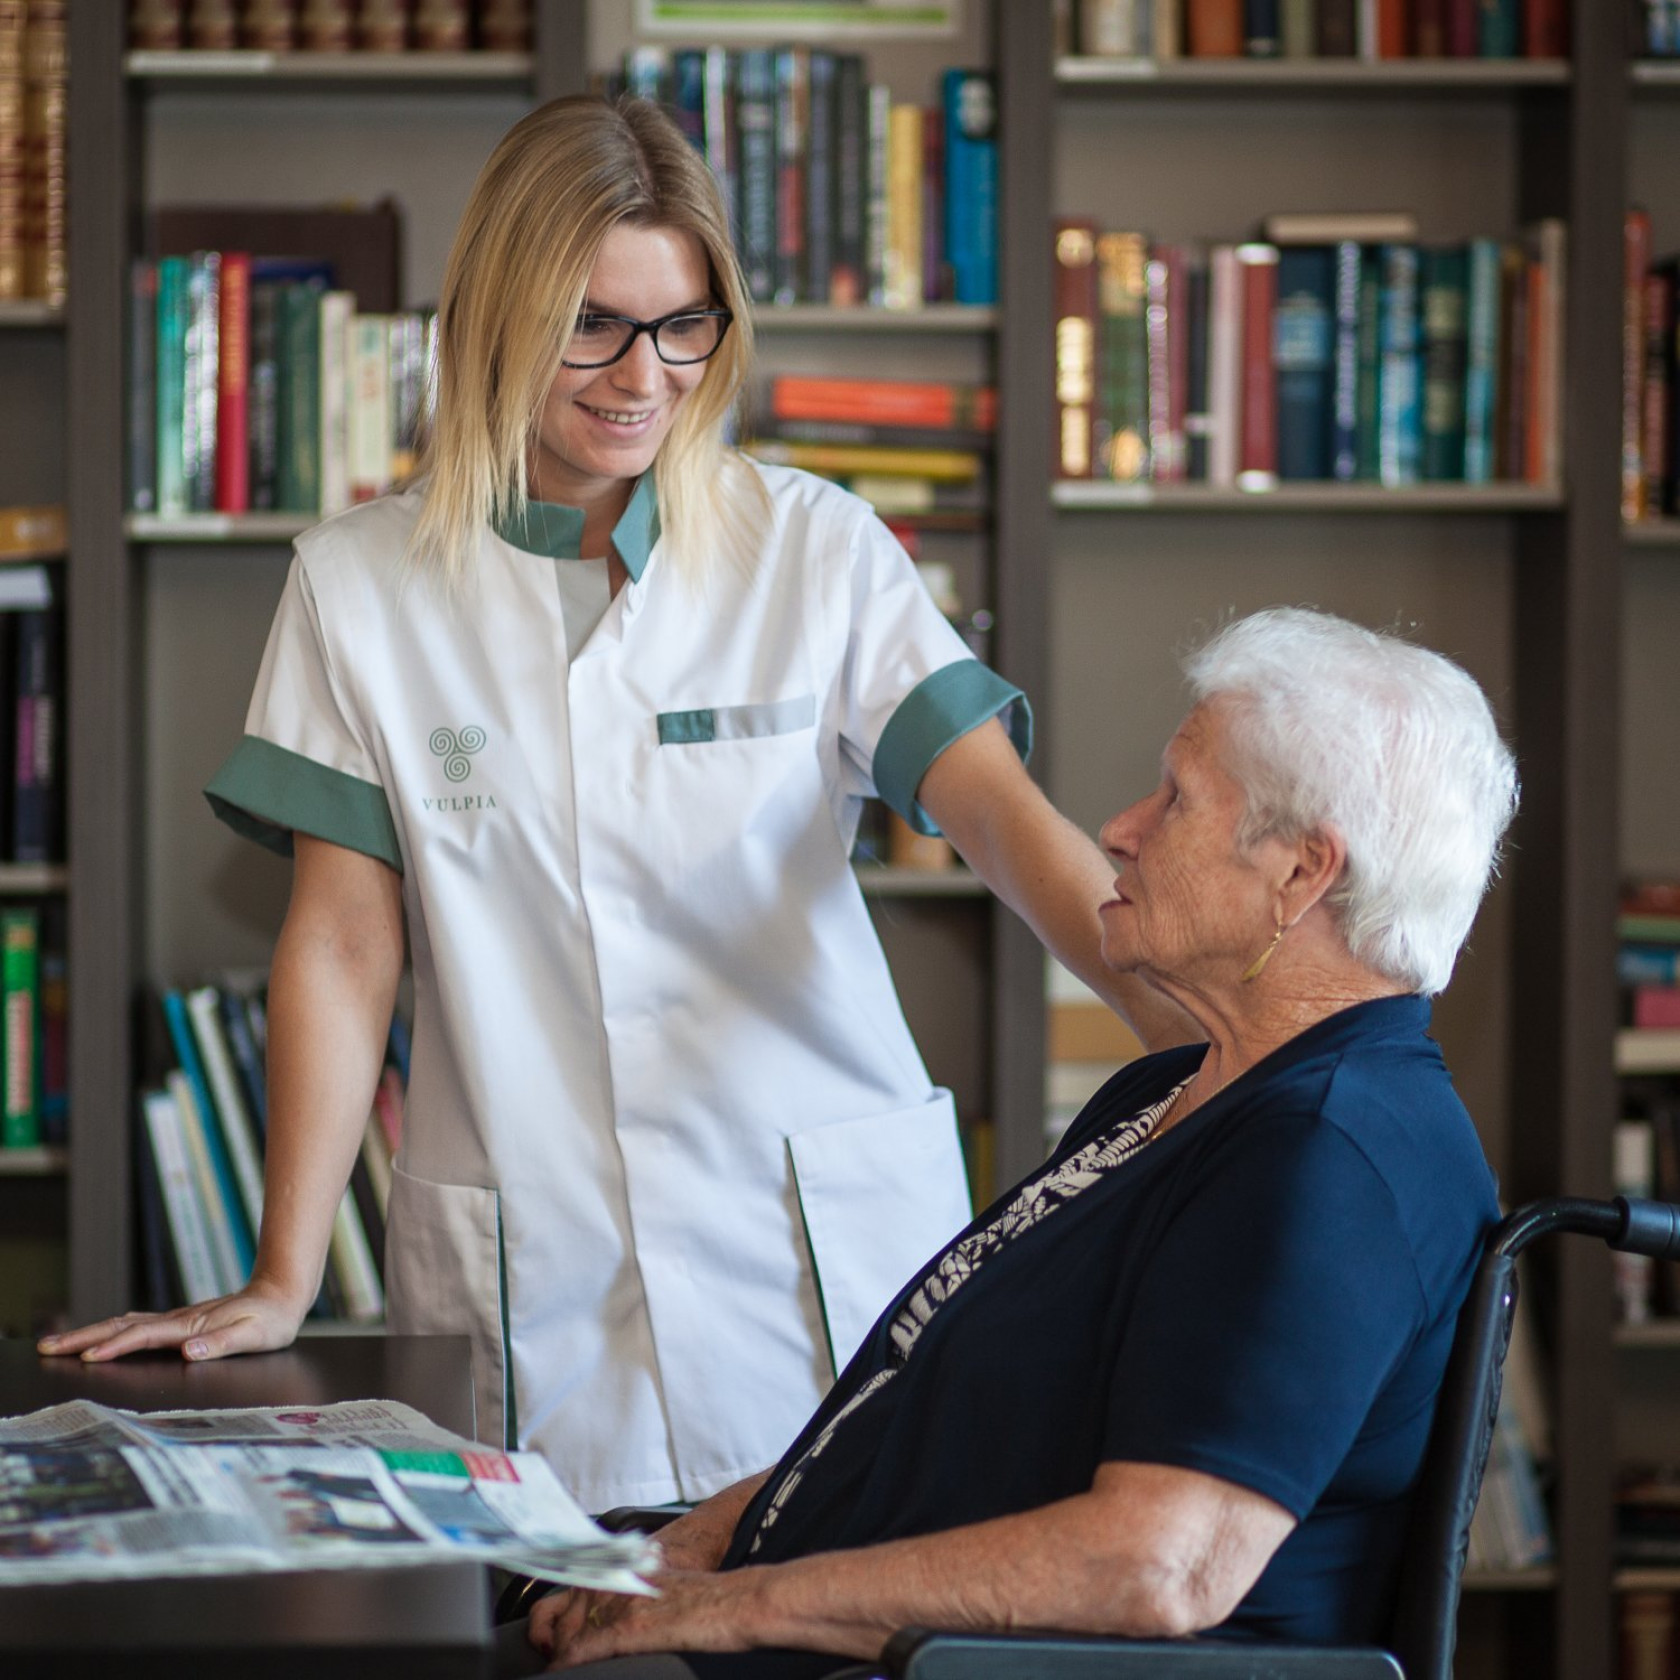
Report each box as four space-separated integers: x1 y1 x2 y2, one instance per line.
543 1460 1294 1666
915 718 1196 1053
38 833 404 1362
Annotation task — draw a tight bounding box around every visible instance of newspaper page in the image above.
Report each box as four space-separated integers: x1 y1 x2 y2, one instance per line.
0 1399 661 1591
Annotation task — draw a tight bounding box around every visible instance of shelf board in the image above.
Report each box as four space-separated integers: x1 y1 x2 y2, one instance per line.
126 49 533 85
753 304 996 333
1615 1028 1680 1075
1625 519 1680 547
1632 61 1680 87
855 865 988 898
1616 1567 1680 1591
128 512 310 543
1053 481 1564 513
0 864 68 894
1056 55 1571 89
0 299 65 328
1461 1567 1558 1592
1614 1319 1680 1349
0 1146 68 1177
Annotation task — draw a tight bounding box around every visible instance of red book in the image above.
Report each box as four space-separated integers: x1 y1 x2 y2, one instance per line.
1378 0 1409 56
1186 0 1243 56
1522 0 1566 57
214 250 251 513
1643 270 1672 519
1445 0 1477 54
1052 218 1100 479
1236 243 1278 487
1624 209 1653 521
770 375 997 431
921 104 945 305
1413 0 1445 53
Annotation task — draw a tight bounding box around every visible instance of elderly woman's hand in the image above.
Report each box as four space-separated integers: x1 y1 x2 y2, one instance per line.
531 1571 764 1670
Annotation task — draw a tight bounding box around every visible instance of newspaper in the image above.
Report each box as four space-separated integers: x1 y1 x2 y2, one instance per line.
0 1398 661 1592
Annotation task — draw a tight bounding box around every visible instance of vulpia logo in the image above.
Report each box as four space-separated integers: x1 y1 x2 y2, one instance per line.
429 726 486 783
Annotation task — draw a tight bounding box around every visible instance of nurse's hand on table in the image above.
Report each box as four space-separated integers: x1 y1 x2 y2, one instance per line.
531 1571 761 1670
36 1276 309 1362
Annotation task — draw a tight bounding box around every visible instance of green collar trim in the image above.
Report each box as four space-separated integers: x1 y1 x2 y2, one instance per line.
493 475 660 580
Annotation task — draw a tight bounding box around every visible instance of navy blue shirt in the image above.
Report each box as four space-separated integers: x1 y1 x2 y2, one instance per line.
722 994 1499 1647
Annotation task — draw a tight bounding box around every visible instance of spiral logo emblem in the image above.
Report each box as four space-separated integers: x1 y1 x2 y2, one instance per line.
429 725 486 783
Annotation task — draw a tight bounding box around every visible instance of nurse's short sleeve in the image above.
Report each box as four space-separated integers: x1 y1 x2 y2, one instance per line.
1103 1118 1425 1521
839 512 1031 837
203 555 402 873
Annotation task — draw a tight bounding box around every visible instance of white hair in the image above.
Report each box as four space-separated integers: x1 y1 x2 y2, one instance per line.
1183 608 1519 996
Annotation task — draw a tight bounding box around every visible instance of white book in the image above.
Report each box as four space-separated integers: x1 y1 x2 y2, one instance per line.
349 312 394 502
1207 243 1243 487
329 1187 385 1323
141 1087 224 1305
318 289 355 516
1530 217 1567 490
165 1068 243 1296
185 985 264 1240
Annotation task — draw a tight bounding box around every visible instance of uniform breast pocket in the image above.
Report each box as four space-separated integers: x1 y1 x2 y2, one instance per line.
656 695 817 746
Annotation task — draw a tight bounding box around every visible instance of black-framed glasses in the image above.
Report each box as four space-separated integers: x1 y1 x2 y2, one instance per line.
561 307 734 369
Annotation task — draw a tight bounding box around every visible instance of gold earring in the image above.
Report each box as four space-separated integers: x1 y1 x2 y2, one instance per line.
1241 917 1286 983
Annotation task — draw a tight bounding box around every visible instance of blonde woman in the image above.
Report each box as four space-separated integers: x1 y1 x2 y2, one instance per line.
42 98 1174 1511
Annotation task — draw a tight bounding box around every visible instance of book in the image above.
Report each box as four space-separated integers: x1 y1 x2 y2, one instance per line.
1147 243 1191 483
1183 256 1213 481
865 81 891 305
12 598 62 864
134 1085 178 1311
921 105 945 305
1420 245 1469 481
140 1086 224 1305
1246 0 1282 53
155 254 190 517
277 280 324 513
1093 230 1150 482
1236 242 1279 489
884 102 923 310
805 48 837 309
328 1182 385 1323
831 53 867 305
1526 217 1566 487
0 504 64 561
1614 1117 1657 1323
773 45 808 305
744 440 984 481
1462 238 1502 484
1644 270 1672 520
1620 1591 1677 1680
771 375 996 431
318 289 354 517
182 251 221 513
942 68 998 307
1053 218 1100 479
348 310 393 504
184 985 265 1245
754 418 993 453
702 46 736 249
166 1065 243 1298
669 46 706 151
1079 0 1143 52
1317 0 1359 51
219 985 269 1140
1187 0 1245 53
213 251 250 513
1377 242 1422 487
1263 210 1419 245
37 915 65 1148
1625 209 1654 522
0 907 36 1147
1330 241 1362 482
247 279 282 511
128 260 159 514
735 48 776 303
1273 244 1335 481
1206 243 1244 486
1478 0 1519 55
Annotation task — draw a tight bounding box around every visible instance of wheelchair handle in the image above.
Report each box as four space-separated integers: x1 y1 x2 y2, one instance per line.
1491 1195 1680 1261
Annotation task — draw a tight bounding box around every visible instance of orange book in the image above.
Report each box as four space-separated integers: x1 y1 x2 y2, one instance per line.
1185 0 1243 55
214 251 251 514
1378 0 1409 56
1624 209 1653 521
1052 217 1099 479
770 376 996 431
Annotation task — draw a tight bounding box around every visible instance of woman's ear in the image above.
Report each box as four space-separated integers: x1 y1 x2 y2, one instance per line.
1278 824 1347 925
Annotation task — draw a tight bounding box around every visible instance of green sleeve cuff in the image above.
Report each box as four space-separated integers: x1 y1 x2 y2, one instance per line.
204 735 403 874
873 662 1033 837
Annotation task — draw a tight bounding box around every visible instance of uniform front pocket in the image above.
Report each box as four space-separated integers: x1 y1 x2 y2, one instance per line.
785 1090 973 1378
657 694 817 745
384 1161 511 1448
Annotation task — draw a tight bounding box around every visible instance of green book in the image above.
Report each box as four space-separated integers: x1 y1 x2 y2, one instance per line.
2 909 40 1150
277 280 324 514
1420 245 1470 482
1093 231 1149 482
155 255 190 517
1354 247 1382 483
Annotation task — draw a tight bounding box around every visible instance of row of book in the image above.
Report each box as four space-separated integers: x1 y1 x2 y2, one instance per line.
601 46 998 310
128 252 435 519
1052 213 1567 487
1072 0 1566 59
1622 1582 1680 1680
0 1 65 306
1639 0 1680 57
137 981 410 1324
1620 209 1680 524
129 0 531 53
0 507 64 869
0 902 65 1152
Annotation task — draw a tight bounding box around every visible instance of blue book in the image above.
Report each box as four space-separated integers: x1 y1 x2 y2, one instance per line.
1621 945 1680 987
1245 0 1282 54
1476 0 1519 56
1330 242 1361 481
386 1009 412 1086
942 68 997 306
1377 243 1421 488
670 48 706 151
1463 239 1503 483
162 988 256 1276
1273 246 1335 481
219 987 269 1142
155 255 190 517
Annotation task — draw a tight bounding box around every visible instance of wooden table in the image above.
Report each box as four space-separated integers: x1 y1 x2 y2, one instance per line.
0 1334 492 1679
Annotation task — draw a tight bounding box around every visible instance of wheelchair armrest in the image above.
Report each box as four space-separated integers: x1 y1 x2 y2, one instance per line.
493 1505 695 1622
596 1504 694 1535
882 1629 1404 1680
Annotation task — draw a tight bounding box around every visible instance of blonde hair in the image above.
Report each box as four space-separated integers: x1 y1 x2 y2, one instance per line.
409 95 766 582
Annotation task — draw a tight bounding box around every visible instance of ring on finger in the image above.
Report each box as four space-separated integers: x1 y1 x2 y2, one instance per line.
586 1606 602 1628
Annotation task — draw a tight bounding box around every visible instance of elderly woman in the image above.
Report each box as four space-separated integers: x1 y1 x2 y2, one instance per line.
516 607 1513 1678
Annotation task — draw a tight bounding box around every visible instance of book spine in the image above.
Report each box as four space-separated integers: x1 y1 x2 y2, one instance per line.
943 68 998 307
1414 0 1446 51
1144 244 1174 479
219 986 268 1138
1246 0 1283 53
1207 243 1244 486
1420 245 1470 481
1274 244 1335 481
1478 0 1520 55
166 1067 243 1297
831 54 866 305
389 312 426 484
866 82 891 306
142 1087 225 1304
128 259 159 513
1280 0 1316 54
213 251 251 514
670 47 706 151
1184 256 1212 480
1530 216 1566 487
806 49 837 309
1376 0 1408 54
329 1185 385 1322
1378 242 1422 486
921 105 945 305
1445 0 1478 53
1161 244 1192 483
0 906 35 1146
773 45 808 305
1187 0 1245 53
278 282 323 514
1317 0 1359 50
1522 0 1565 56
1079 0 1140 53
185 985 264 1239
1236 242 1279 487
38 935 64 1147
318 290 354 516
1094 230 1150 481
770 375 996 430
348 310 393 503
1053 219 1100 479
1154 0 1184 55
1497 240 1529 481
247 281 281 511
11 602 58 864
735 49 776 304
155 255 190 517
182 251 220 514
702 47 736 248
1644 271 1672 518
1330 241 1362 480
1462 238 1502 483
884 103 924 310
1626 209 1654 521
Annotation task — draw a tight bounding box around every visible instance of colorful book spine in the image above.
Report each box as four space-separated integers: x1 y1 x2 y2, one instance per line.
329 1184 385 1322
184 985 265 1242
166 1066 242 1297
1094 230 1150 481
865 81 891 305
155 254 190 517
747 440 982 481
1206 242 1244 487
141 1086 224 1304
702 46 736 247
277 281 323 514
805 48 837 309
920 104 945 305
247 280 281 511
772 376 996 431
12 601 59 864
773 45 809 305
1183 255 1212 481
1528 217 1566 488
182 251 221 513
1274 244 1335 481
0 907 36 1147
1236 242 1279 488
831 54 867 306
1377 242 1422 487
1330 240 1362 481
128 259 158 513
884 102 924 310
1187 0 1245 53
1462 238 1502 483
735 48 776 304
1420 244 1470 481
670 47 706 151
1625 209 1654 522
348 310 392 504
942 68 998 307
214 251 251 513
389 312 428 484
1053 218 1100 479
318 289 354 517
1245 0 1282 54
1478 0 1520 55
